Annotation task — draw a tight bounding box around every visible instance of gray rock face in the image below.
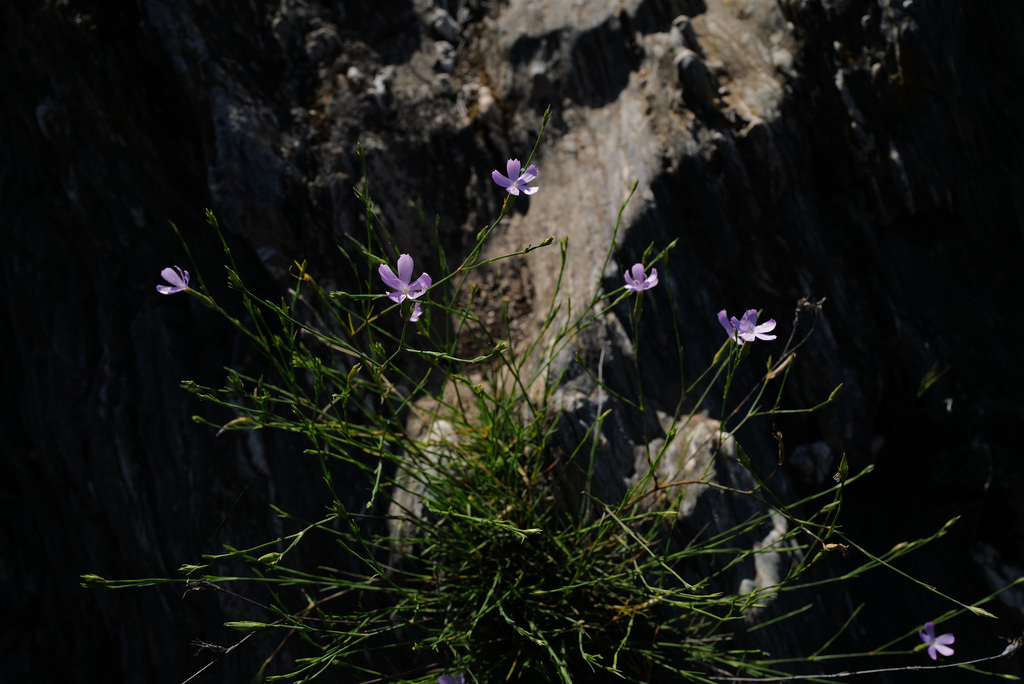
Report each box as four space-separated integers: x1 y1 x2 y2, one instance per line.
3 0 1024 681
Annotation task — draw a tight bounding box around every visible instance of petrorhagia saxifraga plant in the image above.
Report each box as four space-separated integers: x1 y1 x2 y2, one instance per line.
87 108 1024 683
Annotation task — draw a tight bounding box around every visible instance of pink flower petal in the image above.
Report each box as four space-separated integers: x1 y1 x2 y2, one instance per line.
160 266 188 288
506 158 521 179
396 254 414 284
645 268 658 288
406 273 432 299
378 264 404 291
717 310 737 340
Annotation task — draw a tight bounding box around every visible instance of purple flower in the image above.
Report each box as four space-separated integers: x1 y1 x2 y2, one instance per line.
437 674 465 684
919 621 955 660
409 302 423 323
156 266 190 295
623 263 658 292
492 158 539 196
379 254 431 304
717 309 776 345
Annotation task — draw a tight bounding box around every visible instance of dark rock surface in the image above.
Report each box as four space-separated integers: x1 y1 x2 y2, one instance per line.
3 0 1024 681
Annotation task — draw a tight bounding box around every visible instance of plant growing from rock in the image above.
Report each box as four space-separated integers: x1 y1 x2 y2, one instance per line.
85 109 1023 683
